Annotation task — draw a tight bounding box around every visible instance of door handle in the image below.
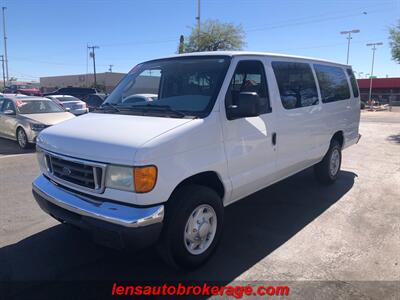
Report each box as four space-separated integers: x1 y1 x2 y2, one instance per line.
272 132 277 146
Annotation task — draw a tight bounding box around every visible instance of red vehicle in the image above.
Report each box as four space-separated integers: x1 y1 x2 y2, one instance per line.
4 84 42 96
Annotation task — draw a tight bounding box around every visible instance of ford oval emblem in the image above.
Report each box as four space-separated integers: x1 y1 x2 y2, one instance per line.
62 167 72 176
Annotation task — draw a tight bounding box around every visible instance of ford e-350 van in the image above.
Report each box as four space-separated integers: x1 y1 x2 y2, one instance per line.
32 52 360 269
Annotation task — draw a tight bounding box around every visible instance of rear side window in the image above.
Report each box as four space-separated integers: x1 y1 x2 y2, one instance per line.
226 60 271 114
272 61 318 109
314 64 351 103
346 69 359 97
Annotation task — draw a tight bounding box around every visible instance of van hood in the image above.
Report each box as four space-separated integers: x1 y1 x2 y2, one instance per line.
37 113 194 165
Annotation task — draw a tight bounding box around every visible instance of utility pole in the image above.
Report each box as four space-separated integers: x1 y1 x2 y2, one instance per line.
88 45 99 88
108 64 113 72
340 29 360 65
195 0 201 46
366 42 383 102
85 43 89 86
2 7 9 83
0 55 5 89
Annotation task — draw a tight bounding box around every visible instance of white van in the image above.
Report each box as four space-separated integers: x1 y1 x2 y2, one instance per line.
32 52 360 269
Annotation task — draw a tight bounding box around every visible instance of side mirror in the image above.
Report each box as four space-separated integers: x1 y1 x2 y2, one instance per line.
65 107 71 112
3 109 16 115
227 92 261 120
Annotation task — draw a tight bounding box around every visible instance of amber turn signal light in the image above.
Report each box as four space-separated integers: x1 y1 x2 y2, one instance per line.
133 166 157 193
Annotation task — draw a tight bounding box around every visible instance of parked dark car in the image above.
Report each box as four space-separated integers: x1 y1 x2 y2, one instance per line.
44 87 99 101
86 93 107 111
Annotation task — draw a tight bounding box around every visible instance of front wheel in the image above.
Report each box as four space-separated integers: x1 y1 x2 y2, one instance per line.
158 185 224 270
17 128 31 149
314 140 342 184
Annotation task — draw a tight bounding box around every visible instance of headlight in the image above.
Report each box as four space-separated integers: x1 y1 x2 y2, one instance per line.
30 123 48 131
105 165 157 193
36 147 47 173
105 165 135 191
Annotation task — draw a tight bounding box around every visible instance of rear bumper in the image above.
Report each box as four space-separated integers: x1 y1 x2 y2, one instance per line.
70 108 89 115
32 175 164 248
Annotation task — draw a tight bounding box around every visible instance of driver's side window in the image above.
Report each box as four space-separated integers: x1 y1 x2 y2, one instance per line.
225 60 270 116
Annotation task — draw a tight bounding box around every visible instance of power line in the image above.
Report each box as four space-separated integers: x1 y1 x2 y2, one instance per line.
245 8 389 34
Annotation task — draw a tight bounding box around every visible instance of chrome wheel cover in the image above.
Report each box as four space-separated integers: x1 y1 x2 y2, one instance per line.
18 129 27 148
184 204 217 255
330 149 340 176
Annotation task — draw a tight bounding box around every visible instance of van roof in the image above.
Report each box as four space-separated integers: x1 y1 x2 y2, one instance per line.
153 51 350 68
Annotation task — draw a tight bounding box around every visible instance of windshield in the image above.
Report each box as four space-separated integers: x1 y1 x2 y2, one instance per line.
16 100 65 114
103 56 231 118
54 96 81 102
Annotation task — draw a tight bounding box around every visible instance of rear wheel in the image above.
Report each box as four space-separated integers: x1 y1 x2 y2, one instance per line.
17 128 31 149
158 184 224 270
314 140 342 184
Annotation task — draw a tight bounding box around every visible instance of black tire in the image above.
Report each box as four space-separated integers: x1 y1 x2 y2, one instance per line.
16 127 31 149
157 184 224 270
314 139 342 184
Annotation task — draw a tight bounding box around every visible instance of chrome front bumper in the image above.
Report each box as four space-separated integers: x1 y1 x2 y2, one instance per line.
32 175 164 228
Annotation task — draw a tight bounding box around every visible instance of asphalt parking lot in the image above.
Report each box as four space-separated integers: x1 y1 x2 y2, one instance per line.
0 111 399 299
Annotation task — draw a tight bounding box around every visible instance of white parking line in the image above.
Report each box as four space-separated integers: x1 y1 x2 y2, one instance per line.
0 153 35 159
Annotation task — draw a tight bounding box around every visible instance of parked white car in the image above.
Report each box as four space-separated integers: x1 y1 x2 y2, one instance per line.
32 52 360 269
46 95 88 115
122 93 158 104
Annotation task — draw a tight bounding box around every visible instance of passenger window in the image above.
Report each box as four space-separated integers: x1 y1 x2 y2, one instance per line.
346 68 360 98
272 61 318 109
0 98 4 112
314 64 351 103
3 100 15 112
225 60 270 115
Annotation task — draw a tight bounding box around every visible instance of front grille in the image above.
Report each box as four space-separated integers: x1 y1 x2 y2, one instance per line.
44 152 105 193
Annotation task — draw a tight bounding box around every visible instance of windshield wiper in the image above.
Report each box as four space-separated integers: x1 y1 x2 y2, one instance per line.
120 104 187 118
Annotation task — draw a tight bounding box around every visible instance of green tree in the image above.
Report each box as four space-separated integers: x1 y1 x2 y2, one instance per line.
182 20 245 53
389 20 400 63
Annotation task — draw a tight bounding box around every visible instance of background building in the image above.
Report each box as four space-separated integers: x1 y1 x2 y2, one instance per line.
357 77 400 104
40 72 126 93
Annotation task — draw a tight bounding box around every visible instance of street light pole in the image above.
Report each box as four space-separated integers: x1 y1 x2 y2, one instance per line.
2 7 9 83
88 45 99 88
340 29 360 65
0 54 5 89
366 42 383 102
195 0 201 46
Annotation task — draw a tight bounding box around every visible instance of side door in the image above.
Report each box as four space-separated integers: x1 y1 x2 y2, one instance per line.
0 99 18 138
269 60 322 179
221 58 277 204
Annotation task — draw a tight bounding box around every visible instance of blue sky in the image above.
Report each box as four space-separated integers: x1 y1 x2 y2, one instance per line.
3 0 400 81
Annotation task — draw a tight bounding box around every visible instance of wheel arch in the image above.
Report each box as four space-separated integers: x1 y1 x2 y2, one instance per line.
169 171 225 202
331 130 344 148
